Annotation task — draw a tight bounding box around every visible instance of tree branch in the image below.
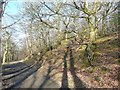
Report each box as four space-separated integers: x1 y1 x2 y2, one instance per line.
2 16 24 29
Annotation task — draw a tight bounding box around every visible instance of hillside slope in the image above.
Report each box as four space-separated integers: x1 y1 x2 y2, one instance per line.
2 33 119 89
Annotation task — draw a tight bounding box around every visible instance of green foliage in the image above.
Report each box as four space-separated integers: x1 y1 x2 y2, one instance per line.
111 13 118 26
45 46 51 51
117 72 120 82
61 40 69 46
85 66 97 73
93 51 99 61
109 38 120 48
89 67 97 73
118 59 120 65
94 76 101 82
95 35 116 44
24 56 29 61
101 66 109 74
82 59 90 68
91 43 97 51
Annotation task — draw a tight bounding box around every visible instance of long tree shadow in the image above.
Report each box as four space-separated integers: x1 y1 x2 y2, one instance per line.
38 58 63 89
29 70 37 88
38 64 52 89
7 55 45 89
59 47 70 90
69 47 86 89
6 61 43 89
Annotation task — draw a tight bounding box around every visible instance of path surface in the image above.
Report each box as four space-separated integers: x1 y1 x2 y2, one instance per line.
15 66 60 88
14 46 86 89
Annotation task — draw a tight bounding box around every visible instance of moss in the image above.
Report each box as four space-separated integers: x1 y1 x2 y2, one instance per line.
101 66 109 74
118 59 120 65
91 43 97 51
101 67 108 71
76 46 85 52
61 40 69 46
117 72 120 81
89 67 97 73
82 59 90 68
94 76 101 82
95 36 113 44
109 38 119 47
45 46 50 51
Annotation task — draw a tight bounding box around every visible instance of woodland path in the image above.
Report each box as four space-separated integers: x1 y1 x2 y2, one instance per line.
2 34 119 89
14 46 86 89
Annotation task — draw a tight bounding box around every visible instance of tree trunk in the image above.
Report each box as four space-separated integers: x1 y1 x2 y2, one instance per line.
2 33 10 64
88 16 96 43
56 0 61 43
102 16 106 35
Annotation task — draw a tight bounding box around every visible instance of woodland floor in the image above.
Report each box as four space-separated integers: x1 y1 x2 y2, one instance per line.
2 33 120 89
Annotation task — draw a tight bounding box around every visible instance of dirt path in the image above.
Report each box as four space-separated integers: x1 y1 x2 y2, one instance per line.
15 66 60 88
14 46 86 89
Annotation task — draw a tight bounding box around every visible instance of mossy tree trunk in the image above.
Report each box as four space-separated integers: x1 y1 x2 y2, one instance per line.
63 17 70 41
102 15 106 35
79 1 99 44
0 0 3 63
56 0 61 43
2 32 10 64
87 16 96 43
77 1 99 66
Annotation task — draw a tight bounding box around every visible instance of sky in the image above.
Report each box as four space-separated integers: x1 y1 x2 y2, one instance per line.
5 1 20 15
3 1 26 48
4 1 23 25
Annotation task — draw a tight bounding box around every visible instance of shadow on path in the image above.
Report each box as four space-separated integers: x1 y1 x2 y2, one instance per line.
69 47 86 89
38 64 52 89
38 58 62 89
59 47 70 90
29 70 37 88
